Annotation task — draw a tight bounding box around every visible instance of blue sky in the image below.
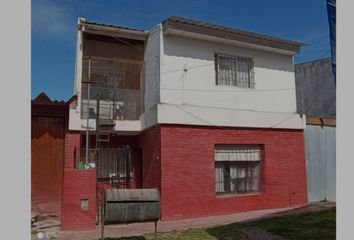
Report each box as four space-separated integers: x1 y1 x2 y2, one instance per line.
32 0 331 101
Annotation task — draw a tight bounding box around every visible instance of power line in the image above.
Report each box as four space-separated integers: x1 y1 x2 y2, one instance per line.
160 87 295 93
295 50 331 63
160 84 326 130
91 32 332 84
147 45 303 77
147 37 331 78
145 62 214 77
79 32 333 131
317 50 331 59
164 102 303 131
161 102 298 114
264 113 298 128
248 78 331 129
298 49 331 54
303 34 329 46
107 33 145 52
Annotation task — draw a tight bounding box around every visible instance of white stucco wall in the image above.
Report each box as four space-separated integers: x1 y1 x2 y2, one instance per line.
69 108 142 133
135 24 162 130
69 22 85 131
144 24 161 111
153 34 304 129
157 103 304 129
160 35 297 113
68 22 144 133
69 22 304 132
74 21 84 111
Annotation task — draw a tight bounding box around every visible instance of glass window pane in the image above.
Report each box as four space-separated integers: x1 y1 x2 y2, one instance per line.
215 145 261 194
215 54 254 88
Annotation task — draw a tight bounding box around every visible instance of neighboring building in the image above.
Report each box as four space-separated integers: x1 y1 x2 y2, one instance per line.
62 16 308 230
31 92 69 219
295 57 336 117
295 58 336 202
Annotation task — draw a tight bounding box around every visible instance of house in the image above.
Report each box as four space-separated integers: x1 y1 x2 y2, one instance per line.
295 58 336 202
61 16 308 230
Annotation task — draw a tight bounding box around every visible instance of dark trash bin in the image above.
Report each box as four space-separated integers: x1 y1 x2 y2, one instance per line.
101 188 160 239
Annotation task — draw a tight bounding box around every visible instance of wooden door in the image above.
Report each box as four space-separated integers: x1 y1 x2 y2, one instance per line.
31 116 65 218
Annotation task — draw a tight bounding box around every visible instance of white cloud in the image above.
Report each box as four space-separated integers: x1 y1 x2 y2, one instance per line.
31 0 73 37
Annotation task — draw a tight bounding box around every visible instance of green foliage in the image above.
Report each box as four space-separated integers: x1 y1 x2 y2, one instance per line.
241 207 336 240
104 208 335 240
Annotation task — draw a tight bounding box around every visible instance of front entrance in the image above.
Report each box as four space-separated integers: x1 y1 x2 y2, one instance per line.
92 146 143 223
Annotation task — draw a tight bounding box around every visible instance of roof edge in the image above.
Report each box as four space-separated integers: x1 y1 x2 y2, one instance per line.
163 16 303 54
78 18 149 41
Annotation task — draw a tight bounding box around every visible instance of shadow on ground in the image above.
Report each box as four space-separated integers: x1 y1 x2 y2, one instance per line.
206 224 245 240
207 207 336 240
105 237 146 240
101 207 335 240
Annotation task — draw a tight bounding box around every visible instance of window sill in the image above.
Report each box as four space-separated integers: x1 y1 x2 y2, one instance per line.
216 192 263 198
215 85 255 91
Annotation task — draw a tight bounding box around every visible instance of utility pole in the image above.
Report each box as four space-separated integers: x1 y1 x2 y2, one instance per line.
96 98 100 150
85 57 92 164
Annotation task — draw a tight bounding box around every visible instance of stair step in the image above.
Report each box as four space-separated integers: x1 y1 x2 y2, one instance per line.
99 130 113 134
98 119 115 126
98 139 110 142
98 137 109 141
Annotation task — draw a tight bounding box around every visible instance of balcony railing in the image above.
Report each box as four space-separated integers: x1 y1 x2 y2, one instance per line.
81 56 144 121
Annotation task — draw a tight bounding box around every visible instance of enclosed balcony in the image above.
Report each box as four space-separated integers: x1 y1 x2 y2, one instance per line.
80 31 145 122
81 56 144 121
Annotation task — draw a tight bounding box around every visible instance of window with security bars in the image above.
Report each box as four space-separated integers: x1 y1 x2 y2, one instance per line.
215 145 261 194
215 54 255 88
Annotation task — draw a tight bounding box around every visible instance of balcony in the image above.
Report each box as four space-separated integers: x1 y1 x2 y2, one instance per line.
80 56 144 121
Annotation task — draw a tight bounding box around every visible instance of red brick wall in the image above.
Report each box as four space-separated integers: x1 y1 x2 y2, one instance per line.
61 125 307 227
61 131 150 230
61 169 96 230
64 131 81 169
137 126 161 189
62 131 96 230
81 134 137 149
160 125 308 221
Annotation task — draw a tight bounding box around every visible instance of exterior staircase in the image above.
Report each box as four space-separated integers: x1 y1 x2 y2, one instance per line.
95 100 116 145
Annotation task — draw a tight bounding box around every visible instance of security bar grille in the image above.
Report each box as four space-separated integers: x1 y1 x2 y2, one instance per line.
215 145 261 194
215 54 255 89
81 56 144 120
79 147 132 182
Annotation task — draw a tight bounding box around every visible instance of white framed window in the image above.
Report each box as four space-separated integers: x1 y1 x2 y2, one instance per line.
215 145 261 195
215 53 255 89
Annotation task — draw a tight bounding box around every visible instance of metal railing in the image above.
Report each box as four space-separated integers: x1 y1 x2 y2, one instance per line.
81 87 143 120
78 147 132 182
81 56 144 121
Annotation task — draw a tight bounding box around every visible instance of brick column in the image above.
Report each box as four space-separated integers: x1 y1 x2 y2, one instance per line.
61 169 97 230
64 131 81 169
61 131 97 230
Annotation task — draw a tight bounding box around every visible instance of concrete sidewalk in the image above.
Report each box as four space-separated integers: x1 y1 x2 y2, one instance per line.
55 205 311 240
